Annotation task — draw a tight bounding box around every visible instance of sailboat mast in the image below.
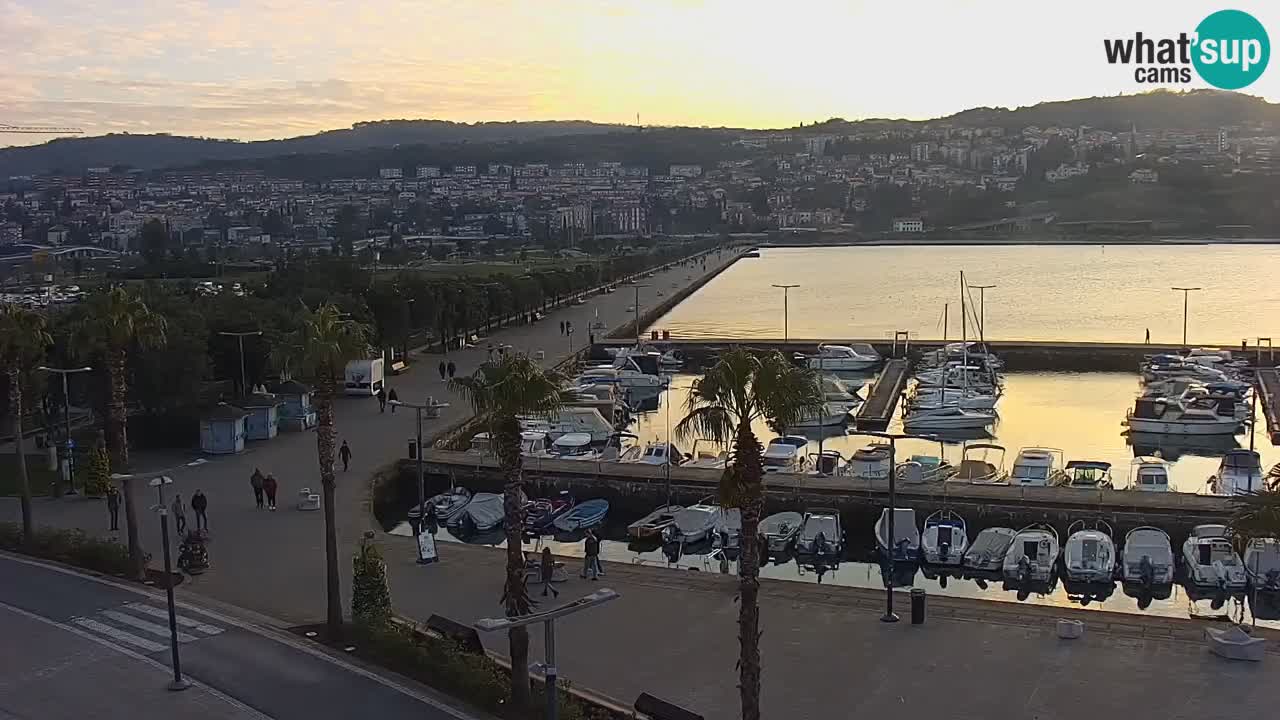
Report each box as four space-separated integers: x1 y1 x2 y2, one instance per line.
943 303 949 343
960 271 968 394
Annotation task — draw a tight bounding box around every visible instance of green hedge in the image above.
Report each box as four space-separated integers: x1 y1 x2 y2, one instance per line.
350 622 620 720
0 522 136 576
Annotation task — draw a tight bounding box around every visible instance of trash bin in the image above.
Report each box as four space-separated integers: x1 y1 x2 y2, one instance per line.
651 330 659 341
910 588 926 625
662 330 671 340
408 439 418 460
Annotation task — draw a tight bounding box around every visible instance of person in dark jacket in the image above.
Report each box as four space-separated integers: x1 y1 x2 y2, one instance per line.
582 529 603 580
339 440 352 471
387 387 399 413
438 361 447 380
263 473 279 511
171 493 187 534
446 360 456 379
190 490 209 531
250 468 265 508
376 387 387 413
106 485 120 531
541 547 559 597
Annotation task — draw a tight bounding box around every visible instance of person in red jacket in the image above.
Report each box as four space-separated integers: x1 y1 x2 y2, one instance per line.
262 474 279 511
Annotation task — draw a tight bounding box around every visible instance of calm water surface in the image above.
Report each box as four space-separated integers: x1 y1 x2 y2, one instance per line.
650 244 1280 343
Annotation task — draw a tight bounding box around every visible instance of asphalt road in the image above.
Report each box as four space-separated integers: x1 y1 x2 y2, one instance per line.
0 552 482 720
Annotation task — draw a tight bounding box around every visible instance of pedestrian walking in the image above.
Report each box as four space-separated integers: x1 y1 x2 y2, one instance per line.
191 489 209 531
263 473 279 511
447 360 456 379
1145 328 1151 344
559 320 565 335
106 485 120 531
339 440 353 472
541 547 559 597
387 387 399 413
438 361 447 380
376 386 387 413
250 468 265 508
172 493 187 534
581 528 603 580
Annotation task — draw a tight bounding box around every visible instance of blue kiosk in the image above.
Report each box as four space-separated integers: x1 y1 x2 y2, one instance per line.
200 403 248 455
241 393 283 441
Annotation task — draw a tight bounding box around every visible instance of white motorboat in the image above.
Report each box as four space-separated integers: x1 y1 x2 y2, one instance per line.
1061 520 1117 584
920 510 968 566
802 343 881 371
1121 526 1175 587
684 440 728 469
1060 460 1113 489
712 508 743 550
791 401 852 429
578 349 665 391
963 527 1018 572
1008 447 1067 487
896 455 955 483
1244 538 1280 592
661 502 722 543
1127 457 1171 492
903 406 996 431
763 435 810 474
469 430 550 457
520 406 616 443
618 441 686 466
810 449 846 476
914 364 999 391
1002 524 1060 584
448 492 504 534
1209 449 1264 495
796 508 843 557
547 433 601 461
820 374 864 410
909 387 999 412
846 444 892 481
949 443 1008 484
420 486 473 524
761 511 805 553
1124 396 1241 436
875 507 920 561
1182 524 1247 590
627 504 683 539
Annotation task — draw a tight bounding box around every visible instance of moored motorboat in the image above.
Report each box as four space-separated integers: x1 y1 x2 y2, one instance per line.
846 443 892 481
552 498 609 533
1181 524 1247 590
801 343 881 371
920 510 968 566
421 486 472 524
712 509 743 550
1060 460 1113 489
875 507 920 561
1244 538 1280 592
627 505 684 539
949 443 1008 484
796 508 843 558
896 455 955 484
763 435 810 474
1002 523 1059 584
449 492 504 534
962 527 1017 572
525 492 575 533
619 441 686 466
1124 396 1241 436
662 502 722 543
1121 526 1176 587
903 406 996 431
1061 519 1117 584
1208 449 1264 495
791 401 852 428
761 511 805 552
1127 457 1170 492
1008 447 1066 487
547 432 602 461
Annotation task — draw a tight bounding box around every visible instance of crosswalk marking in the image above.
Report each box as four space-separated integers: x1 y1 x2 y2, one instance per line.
72 618 168 653
124 602 223 635
101 609 197 642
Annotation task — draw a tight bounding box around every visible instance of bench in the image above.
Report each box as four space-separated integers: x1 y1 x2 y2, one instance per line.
297 488 321 511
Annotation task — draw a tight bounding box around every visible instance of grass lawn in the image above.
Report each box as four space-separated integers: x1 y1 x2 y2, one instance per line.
0 455 56 497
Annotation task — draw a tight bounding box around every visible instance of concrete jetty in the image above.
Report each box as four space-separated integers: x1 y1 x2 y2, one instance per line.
1258 367 1280 443
855 358 908 427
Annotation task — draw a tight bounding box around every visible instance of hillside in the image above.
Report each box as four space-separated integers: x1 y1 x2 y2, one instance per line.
0 119 625 176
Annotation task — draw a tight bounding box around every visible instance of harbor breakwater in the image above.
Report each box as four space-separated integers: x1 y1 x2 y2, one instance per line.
607 250 746 341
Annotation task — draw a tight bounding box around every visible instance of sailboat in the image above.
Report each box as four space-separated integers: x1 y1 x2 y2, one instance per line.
905 273 996 430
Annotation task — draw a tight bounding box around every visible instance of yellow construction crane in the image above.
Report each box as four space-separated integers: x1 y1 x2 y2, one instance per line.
0 123 84 134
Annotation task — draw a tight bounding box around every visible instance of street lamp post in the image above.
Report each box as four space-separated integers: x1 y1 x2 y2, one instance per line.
850 430 937 623
110 458 206 691
632 284 649 343
391 399 449 564
218 331 263 396
771 284 800 347
1171 287 1201 347
970 284 995 344
37 365 92 495
475 588 621 720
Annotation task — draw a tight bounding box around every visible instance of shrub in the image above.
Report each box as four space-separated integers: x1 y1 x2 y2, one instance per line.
80 443 112 497
0 522 135 576
351 532 393 629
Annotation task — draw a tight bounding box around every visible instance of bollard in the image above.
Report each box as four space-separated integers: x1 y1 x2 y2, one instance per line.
910 588 926 625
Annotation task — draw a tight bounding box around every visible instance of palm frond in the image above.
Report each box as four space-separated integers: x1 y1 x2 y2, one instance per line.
275 303 372 385
448 353 567 420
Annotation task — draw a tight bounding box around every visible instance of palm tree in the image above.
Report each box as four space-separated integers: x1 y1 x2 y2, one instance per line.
274 302 371 637
674 348 822 720
72 287 167 580
0 306 52 543
449 354 567 710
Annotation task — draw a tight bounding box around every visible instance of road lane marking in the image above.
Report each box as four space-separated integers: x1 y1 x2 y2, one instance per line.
123 603 223 635
70 618 168 653
101 609 197 642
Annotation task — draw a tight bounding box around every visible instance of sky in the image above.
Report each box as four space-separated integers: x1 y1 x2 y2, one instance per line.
4 0 1280 147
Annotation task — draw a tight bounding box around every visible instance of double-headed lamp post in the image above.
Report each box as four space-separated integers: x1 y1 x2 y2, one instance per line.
850 430 937 623
110 458 206 691
1171 287 1201 347
390 398 449 564
475 588 620 720
37 365 92 495
771 284 800 347
217 331 263 396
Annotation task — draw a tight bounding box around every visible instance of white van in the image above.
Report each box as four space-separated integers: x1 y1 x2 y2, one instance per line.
344 358 385 396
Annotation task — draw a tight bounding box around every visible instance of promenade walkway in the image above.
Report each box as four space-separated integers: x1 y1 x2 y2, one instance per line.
5 247 1277 720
